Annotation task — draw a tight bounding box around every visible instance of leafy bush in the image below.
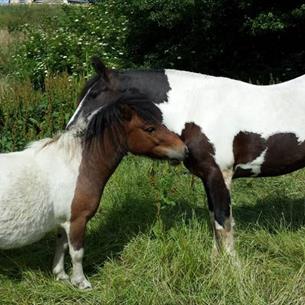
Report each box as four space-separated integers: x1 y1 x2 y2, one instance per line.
10 2 129 87
3 1 305 85
120 0 305 81
0 74 82 152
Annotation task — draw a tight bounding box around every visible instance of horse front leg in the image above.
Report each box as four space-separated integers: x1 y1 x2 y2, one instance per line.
202 167 235 256
181 123 235 256
63 214 92 290
52 227 69 281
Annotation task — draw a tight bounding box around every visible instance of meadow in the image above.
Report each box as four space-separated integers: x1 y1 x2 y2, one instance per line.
1 4 305 305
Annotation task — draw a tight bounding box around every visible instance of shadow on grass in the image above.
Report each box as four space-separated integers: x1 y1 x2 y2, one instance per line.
0 196 158 281
234 195 305 232
158 194 305 233
1 192 305 281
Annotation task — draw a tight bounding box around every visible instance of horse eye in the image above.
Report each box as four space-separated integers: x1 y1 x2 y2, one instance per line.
145 127 155 133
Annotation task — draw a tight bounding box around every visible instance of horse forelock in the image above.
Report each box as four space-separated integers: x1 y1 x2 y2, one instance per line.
84 93 163 147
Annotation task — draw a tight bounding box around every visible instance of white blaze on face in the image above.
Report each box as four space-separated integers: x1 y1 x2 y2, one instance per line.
67 87 92 129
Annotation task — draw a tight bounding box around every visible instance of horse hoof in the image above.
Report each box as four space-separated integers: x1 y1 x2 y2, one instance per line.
55 271 70 281
71 277 92 290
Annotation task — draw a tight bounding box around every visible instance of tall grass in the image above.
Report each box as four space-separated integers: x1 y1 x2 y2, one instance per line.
1 150 305 304
1 6 305 304
0 74 83 151
1 74 305 304
0 5 63 30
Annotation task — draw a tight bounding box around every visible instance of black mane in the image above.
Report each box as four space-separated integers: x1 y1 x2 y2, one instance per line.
79 67 170 105
77 60 168 148
84 92 163 143
78 74 101 103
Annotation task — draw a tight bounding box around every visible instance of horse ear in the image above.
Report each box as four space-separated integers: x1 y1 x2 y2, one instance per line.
91 56 110 81
119 104 133 121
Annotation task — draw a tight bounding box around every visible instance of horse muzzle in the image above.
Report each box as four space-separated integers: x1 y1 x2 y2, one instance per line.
167 145 189 165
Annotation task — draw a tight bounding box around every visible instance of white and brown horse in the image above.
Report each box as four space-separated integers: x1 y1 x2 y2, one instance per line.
0 95 187 289
68 57 305 257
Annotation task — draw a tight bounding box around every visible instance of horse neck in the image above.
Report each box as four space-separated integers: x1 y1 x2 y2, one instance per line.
77 129 126 199
118 70 170 103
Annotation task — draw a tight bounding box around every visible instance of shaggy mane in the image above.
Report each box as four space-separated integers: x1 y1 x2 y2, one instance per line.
84 92 163 143
26 132 82 162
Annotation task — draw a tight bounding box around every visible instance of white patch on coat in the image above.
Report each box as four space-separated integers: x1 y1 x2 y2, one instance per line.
214 220 224 230
0 132 82 249
69 247 92 289
222 169 233 189
160 70 305 170
236 148 267 176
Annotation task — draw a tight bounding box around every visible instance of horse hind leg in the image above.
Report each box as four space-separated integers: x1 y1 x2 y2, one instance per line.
52 227 69 281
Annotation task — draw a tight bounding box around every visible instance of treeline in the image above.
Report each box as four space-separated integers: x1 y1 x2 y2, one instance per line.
2 1 305 87
122 0 305 82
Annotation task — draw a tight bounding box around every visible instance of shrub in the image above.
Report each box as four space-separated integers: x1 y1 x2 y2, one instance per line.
119 0 305 81
4 1 305 85
0 74 82 152
10 2 129 87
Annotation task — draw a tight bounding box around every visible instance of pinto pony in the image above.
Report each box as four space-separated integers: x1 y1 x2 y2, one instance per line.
69 57 305 257
0 95 187 289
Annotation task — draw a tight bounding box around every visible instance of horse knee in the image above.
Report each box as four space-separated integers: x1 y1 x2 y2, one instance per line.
213 208 235 255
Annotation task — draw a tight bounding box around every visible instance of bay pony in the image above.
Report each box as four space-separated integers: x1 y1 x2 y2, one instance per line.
0 94 187 289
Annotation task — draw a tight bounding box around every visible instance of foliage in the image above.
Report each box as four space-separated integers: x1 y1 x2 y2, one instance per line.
0 74 81 152
0 4 62 31
120 0 305 81
2 1 305 84
9 3 129 87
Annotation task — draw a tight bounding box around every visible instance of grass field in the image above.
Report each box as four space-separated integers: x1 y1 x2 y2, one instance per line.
1 157 305 305
1 5 305 305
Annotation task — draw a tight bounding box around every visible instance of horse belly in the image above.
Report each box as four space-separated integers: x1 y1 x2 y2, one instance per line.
233 132 305 178
259 133 305 176
0 162 55 249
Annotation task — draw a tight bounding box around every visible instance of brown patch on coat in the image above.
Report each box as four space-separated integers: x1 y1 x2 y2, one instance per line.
233 131 266 178
69 130 124 250
260 133 305 176
233 131 305 178
180 122 215 177
181 123 231 225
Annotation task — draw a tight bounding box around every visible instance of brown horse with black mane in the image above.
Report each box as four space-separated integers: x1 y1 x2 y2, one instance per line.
0 83 187 289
